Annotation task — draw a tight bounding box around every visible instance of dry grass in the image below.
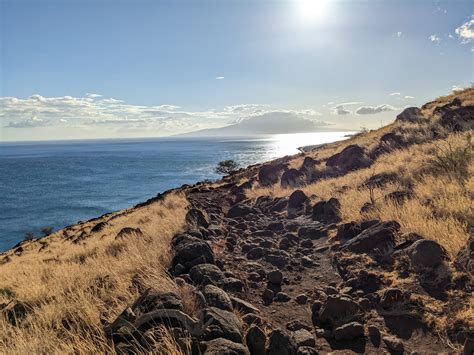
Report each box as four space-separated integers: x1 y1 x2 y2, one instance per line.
248 132 473 257
0 193 188 354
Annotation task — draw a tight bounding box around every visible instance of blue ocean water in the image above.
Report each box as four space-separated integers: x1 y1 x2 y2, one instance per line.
0 132 349 251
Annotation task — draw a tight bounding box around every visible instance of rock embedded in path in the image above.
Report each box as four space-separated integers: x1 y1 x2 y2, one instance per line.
316 295 361 328
203 284 233 311
245 325 266 355
227 203 257 218
189 264 224 285
267 270 283 285
267 329 297 355
333 322 364 341
203 307 243 343
172 235 215 272
341 220 399 256
185 208 210 228
292 329 315 347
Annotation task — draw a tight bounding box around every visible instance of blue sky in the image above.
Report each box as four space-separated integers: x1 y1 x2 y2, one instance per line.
1 0 473 140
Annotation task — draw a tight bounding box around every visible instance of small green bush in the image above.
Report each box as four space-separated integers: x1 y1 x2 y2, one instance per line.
215 159 239 175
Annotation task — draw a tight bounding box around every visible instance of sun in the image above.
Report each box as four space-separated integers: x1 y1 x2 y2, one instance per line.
296 0 331 24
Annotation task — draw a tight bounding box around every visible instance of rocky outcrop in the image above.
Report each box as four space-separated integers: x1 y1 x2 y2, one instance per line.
395 107 426 123
258 163 287 186
326 145 372 172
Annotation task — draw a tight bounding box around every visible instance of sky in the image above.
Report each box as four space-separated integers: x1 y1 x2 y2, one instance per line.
0 0 473 141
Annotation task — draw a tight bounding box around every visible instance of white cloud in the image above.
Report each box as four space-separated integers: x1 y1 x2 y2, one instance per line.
355 104 397 115
452 85 464 92
389 92 401 96
86 93 102 98
429 34 441 43
216 76 225 80
397 32 402 38
331 102 363 116
0 94 324 137
456 18 474 42
404 95 415 99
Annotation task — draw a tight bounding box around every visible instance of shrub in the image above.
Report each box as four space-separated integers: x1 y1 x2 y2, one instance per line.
24 232 35 241
215 159 239 175
429 135 472 185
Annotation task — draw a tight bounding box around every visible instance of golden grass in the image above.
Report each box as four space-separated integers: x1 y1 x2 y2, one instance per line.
0 193 188 354
247 132 473 257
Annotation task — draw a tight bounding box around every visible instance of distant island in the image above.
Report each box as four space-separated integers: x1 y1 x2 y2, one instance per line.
176 111 350 137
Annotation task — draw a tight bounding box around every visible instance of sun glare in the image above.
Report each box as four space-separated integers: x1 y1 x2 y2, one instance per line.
296 0 331 24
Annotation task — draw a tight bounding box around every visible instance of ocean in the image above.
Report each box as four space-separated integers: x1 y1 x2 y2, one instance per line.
0 132 350 251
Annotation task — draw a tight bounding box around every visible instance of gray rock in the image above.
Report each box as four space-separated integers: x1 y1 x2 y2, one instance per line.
342 221 399 255
292 329 315 347
231 297 259 315
203 307 243 343
317 295 361 328
190 264 225 285
203 338 250 355
267 329 297 355
245 325 266 355
405 239 446 270
333 322 364 340
383 335 404 352
203 285 233 311
267 270 283 285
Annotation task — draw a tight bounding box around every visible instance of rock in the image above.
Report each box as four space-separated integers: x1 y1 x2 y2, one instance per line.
326 145 371 171
133 289 183 314
264 254 288 268
203 338 250 355
317 295 361 328
301 157 318 171
267 270 283 285
360 202 376 214
221 278 244 292
454 234 474 274
298 226 327 240
301 256 315 268
172 235 215 272
228 204 257 218
247 247 265 260
267 329 297 355
395 107 426 123
367 325 381 347
295 294 308 305
383 335 404 353
288 190 309 210
296 346 318 355
186 208 210 228
292 329 315 347
333 322 364 341
312 198 341 223
2 301 31 326
281 169 305 188
267 221 284 231
342 221 399 256
276 292 291 302
203 285 233 311
203 307 243 343
405 239 446 270
190 264 225 285
245 325 266 355
286 320 312 332
91 221 107 233
262 289 274 302
231 297 259 315
439 106 474 132
258 163 287 186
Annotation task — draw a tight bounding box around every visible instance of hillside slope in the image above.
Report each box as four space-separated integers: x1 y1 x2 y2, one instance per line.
0 88 472 354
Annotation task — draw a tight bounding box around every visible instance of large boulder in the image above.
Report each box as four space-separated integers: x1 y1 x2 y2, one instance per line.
186 208 210 229
203 285 233 311
203 307 243 343
395 107 426 123
312 198 341 223
342 221 399 256
172 235 215 272
190 264 225 285
326 145 371 171
334 322 364 341
316 295 361 328
258 163 287 186
267 329 297 355
288 190 309 218
227 203 257 218
405 239 447 270
439 106 474 132
281 169 305 188
245 325 266 355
